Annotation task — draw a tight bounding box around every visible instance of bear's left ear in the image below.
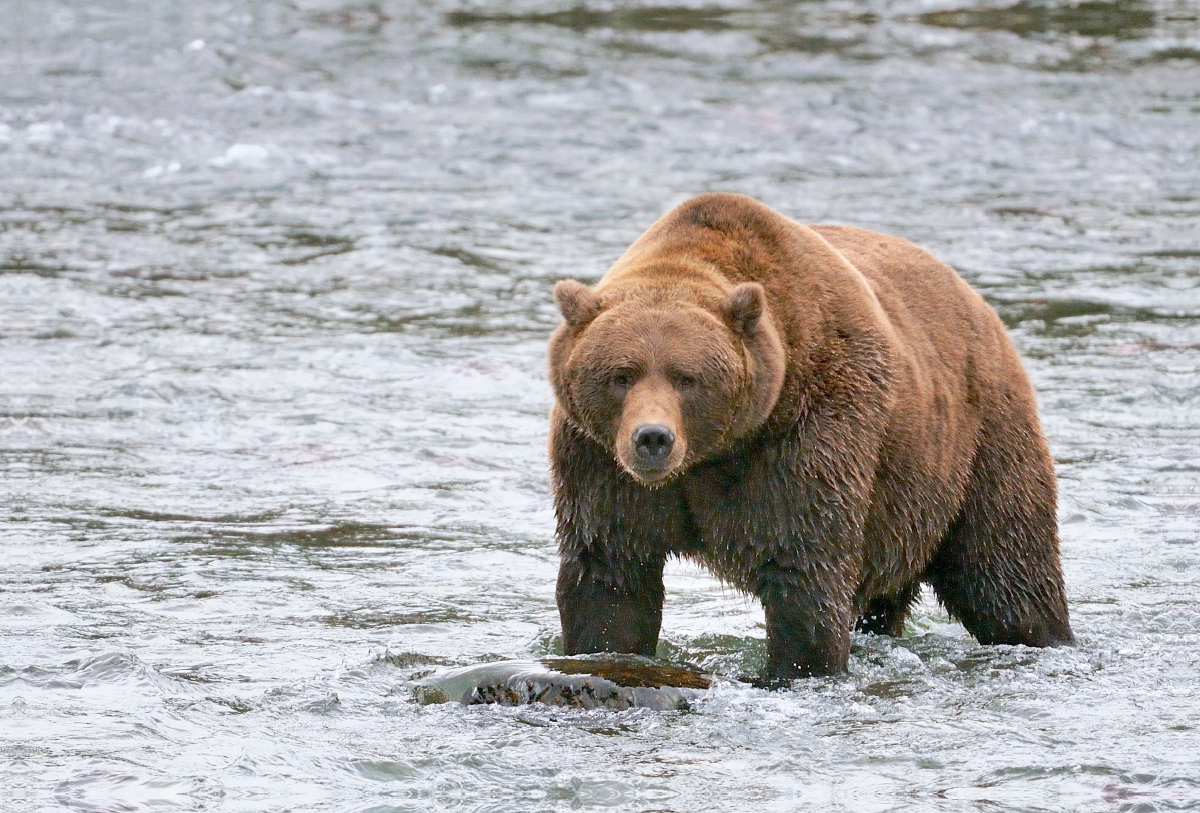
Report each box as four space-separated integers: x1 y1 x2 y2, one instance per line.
722 282 766 337
554 279 600 327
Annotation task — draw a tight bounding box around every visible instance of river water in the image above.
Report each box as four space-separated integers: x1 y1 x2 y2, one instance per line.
2 1 1198 810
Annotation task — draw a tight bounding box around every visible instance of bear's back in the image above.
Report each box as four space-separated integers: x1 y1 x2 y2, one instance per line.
809 224 996 348
811 224 1027 412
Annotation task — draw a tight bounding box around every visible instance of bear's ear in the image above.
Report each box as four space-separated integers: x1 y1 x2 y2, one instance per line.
722 282 766 337
554 279 600 327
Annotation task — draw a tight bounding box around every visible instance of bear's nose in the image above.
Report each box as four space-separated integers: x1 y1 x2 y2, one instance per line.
632 424 675 464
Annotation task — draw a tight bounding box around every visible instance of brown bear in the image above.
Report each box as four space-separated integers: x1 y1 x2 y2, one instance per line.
548 192 1073 680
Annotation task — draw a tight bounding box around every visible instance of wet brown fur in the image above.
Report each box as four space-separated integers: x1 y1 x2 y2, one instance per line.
549 193 1074 680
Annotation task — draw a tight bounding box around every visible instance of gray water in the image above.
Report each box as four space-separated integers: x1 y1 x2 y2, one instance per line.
2 0 1199 810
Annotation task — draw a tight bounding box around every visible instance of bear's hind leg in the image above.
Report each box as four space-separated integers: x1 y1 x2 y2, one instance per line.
855 581 921 638
926 420 1074 648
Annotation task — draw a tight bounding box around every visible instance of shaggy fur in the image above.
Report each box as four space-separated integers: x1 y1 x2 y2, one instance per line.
549 193 1074 680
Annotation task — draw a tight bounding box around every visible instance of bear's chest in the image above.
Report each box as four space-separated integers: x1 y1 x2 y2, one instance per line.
677 448 822 570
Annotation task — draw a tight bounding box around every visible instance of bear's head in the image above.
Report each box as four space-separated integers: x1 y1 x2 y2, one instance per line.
549 277 786 486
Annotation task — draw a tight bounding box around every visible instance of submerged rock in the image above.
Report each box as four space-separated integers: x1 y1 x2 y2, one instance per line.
411 656 712 711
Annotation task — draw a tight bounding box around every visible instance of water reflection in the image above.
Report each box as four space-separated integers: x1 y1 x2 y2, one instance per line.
446 6 740 32
1 0 1198 811
443 0 1194 68
446 0 1163 42
919 0 1158 39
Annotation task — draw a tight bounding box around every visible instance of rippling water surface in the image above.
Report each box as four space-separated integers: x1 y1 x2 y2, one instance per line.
2 1 1199 810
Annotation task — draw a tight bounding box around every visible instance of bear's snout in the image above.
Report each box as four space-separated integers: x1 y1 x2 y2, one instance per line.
614 375 686 483
632 423 675 465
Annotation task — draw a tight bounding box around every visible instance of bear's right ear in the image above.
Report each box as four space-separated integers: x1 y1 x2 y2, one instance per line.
554 279 600 327
722 282 766 337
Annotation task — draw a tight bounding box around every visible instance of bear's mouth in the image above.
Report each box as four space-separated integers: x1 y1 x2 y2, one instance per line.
626 463 674 484
616 447 687 486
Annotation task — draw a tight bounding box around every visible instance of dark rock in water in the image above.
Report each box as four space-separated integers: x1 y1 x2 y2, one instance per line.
411 656 712 710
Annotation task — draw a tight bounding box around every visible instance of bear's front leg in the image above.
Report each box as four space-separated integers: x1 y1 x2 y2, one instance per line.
550 415 688 659
687 414 880 682
758 573 853 679
557 551 665 657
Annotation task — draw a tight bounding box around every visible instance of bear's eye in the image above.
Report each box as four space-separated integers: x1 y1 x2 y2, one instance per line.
610 370 635 391
674 373 698 390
